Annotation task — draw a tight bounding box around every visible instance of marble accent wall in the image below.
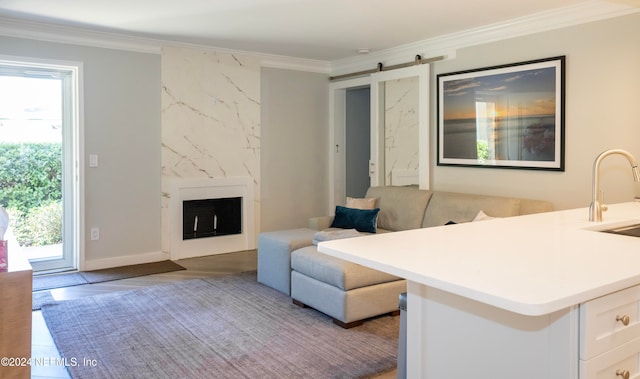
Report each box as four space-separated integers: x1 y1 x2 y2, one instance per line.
160 46 261 254
384 76 419 185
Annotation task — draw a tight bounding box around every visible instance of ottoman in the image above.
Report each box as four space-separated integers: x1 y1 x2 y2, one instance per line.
257 228 317 295
291 245 406 328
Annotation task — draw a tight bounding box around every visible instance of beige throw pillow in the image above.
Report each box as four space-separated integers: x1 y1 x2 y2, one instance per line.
345 197 378 210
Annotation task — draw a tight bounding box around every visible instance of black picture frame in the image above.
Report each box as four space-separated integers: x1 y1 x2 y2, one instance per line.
437 56 565 170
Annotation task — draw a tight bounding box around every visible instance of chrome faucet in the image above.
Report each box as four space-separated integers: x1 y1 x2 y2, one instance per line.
589 149 640 222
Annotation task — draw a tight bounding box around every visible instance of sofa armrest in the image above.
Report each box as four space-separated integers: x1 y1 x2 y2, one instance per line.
308 216 334 231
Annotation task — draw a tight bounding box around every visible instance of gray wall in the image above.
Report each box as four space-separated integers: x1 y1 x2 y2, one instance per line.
345 87 371 198
260 67 329 231
430 13 640 210
0 36 161 266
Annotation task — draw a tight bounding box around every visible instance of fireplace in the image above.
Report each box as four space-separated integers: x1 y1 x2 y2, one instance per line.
183 197 242 240
169 177 255 259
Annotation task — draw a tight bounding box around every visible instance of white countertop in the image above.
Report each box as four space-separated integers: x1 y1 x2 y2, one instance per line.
318 202 640 316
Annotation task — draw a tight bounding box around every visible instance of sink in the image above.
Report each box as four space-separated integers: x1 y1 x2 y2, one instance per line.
601 224 640 237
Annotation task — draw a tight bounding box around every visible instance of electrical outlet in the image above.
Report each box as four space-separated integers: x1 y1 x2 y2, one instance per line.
90 227 100 241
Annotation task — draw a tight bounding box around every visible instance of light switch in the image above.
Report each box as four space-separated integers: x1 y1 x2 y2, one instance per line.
89 154 98 167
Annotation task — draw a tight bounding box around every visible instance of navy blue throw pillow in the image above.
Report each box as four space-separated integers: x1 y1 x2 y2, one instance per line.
330 206 380 233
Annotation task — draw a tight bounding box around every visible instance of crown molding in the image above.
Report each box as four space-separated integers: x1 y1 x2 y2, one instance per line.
159 40 331 73
0 16 331 73
0 0 637 76
258 54 331 74
330 0 640 76
0 16 163 54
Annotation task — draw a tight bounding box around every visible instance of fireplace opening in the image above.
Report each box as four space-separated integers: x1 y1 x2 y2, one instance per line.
183 197 242 240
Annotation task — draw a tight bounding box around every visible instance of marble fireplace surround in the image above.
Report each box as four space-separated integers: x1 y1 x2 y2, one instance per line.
169 177 255 260
160 47 261 260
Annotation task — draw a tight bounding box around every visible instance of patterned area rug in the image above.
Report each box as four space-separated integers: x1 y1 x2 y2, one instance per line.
33 260 185 291
41 272 399 379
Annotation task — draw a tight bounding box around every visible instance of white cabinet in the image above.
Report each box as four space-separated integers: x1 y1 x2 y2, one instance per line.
580 284 640 379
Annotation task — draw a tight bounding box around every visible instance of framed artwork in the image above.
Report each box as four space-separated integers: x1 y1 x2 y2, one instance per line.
437 56 565 170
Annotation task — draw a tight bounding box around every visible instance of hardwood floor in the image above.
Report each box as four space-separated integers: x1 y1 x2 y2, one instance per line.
31 250 397 379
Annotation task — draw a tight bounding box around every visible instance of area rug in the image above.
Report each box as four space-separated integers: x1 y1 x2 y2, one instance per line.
33 260 186 291
41 272 399 379
32 291 55 311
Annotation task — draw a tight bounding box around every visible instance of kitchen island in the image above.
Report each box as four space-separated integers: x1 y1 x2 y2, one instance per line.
318 202 640 379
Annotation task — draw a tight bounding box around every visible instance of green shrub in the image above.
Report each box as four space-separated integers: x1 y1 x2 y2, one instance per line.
8 202 62 247
0 143 62 246
477 140 489 161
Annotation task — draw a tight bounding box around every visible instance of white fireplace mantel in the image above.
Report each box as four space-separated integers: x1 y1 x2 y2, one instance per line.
169 177 255 260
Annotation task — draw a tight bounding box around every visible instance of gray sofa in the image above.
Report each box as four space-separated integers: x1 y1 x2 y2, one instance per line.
258 186 554 328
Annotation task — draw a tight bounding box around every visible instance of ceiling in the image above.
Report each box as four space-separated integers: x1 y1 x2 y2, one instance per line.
0 0 638 62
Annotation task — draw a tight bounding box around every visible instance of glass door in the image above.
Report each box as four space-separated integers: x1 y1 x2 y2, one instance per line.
0 60 80 273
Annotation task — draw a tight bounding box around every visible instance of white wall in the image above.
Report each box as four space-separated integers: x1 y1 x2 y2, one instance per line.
0 36 162 268
430 13 640 210
260 67 329 231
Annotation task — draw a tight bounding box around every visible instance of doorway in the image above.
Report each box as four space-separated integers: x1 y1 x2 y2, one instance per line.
329 64 431 212
0 58 82 273
345 87 371 198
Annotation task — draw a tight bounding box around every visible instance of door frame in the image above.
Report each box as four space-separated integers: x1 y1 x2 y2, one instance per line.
0 55 84 273
328 76 371 214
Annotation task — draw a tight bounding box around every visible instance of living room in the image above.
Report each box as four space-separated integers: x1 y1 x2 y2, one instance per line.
5 2 640 269
1 3 638 271
0 1 639 377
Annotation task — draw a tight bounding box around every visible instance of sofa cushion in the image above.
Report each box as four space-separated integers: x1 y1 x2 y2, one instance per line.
365 186 432 231
291 246 401 291
312 228 365 245
330 206 380 233
346 196 378 209
422 192 520 227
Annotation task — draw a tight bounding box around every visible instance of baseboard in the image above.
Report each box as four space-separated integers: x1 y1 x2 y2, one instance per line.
81 250 170 271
